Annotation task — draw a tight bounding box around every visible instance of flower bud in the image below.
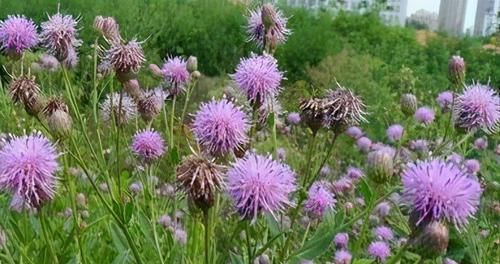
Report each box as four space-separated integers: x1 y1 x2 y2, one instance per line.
122 79 144 101
367 149 394 183
149 64 164 78
410 221 449 258
186 56 198 73
400 93 418 116
253 254 270 264
191 70 201 79
261 4 277 30
76 193 87 208
448 55 465 86
42 98 73 138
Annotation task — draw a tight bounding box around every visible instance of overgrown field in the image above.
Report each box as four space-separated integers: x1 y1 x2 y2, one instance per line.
0 1 499 263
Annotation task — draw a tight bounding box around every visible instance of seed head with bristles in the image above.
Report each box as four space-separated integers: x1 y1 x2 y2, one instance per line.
106 39 145 75
8 74 44 115
40 13 82 61
323 86 367 133
177 154 225 211
299 98 326 133
137 88 167 122
42 97 72 138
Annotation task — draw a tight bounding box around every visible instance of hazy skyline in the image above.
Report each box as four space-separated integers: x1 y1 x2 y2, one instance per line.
407 0 479 32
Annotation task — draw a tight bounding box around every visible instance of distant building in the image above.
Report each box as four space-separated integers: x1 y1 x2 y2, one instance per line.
474 0 500 36
438 0 468 35
408 9 438 31
379 0 408 26
286 0 332 9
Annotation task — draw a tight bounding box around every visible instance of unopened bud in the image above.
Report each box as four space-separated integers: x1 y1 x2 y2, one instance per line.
410 221 449 258
191 70 201 79
42 98 72 138
186 56 198 73
261 3 277 30
149 64 164 78
400 93 418 116
254 254 271 264
122 79 144 101
448 55 465 86
367 149 394 183
76 193 87 208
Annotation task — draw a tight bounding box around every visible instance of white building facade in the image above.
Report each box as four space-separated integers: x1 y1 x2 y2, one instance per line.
474 0 500 36
438 0 468 36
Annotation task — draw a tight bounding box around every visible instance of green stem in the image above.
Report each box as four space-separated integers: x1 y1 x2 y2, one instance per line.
170 96 177 147
39 208 58 264
245 223 253 264
301 132 317 187
204 209 210 264
180 80 196 124
387 242 410 264
307 132 339 190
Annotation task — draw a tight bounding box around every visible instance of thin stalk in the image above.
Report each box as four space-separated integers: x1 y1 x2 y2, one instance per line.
146 165 165 264
39 208 58 264
180 80 197 123
301 132 317 187
245 223 253 264
248 103 259 148
387 242 410 264
307 133 339 189
170 96 177 147
115 93 124 196
203 209 210 264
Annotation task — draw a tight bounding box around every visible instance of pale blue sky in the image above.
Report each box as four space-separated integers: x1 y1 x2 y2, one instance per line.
407 0 478 32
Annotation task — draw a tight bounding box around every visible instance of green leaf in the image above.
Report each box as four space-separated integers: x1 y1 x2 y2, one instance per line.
289 227 334 263
229 251 244 264
267 112 275 128
359 178 373 203
352 259 373 264
123 202 134 225
170 147 180 165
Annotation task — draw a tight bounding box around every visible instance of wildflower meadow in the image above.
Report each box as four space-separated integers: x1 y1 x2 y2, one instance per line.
0 1 499 264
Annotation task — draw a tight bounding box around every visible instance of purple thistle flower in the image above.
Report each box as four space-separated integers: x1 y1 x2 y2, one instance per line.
346 126 363 139
162 56 190 95
192 98 249 156
447 152 463 165
414 106 435 125
320 165 331 176
473 137 487 150
38 54 60 71
100 92 137 125
174 228 187 246
0 132 59 211
334 250 352 264
333 232 349 249
448 55 465 84
453 83 500 133
227 153 296 221
0 15 38 56
231 54 283 104
436 91 453 112
40 13 82 61
287 112 301 125
304 181 336 219
443 258 458 264
464 159 480 174
373 226 394 241
409 139 428 153
331 177 354 195
402 159 481 228
246 5 290 48
375 201 391 218
386 124 404 142
131 129 165 162
276 147 286 160
346 166 364 181
356 137 372 153
367 241 391 262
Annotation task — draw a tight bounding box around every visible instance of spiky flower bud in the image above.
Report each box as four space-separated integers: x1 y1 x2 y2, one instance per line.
323 87 367 133
367 148 394 183
448 55 465 86
410 221 449 258
42 97 73 138
186 56 198 73
177 154 225 211
93 16 121 44
8 75 45 115
400 93 418 116
299 98 326 134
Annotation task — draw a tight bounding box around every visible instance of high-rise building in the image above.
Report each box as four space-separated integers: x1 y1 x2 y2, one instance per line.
474 0 500 36
379 0 408 26
408 9 438 31
287 0 332 9
438 0 468 36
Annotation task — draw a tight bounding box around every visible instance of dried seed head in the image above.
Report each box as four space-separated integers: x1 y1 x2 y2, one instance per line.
42 97 72 138
137 88 166 122
299 98 326 134
323 87 367 133
8 75 44 115
106 39 145 79
176 154 225 211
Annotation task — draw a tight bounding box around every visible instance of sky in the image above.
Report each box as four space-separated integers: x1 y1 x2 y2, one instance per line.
407 0 479 32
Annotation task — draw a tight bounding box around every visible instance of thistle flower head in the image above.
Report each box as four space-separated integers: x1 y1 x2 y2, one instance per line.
177 154 225 210
0 15 38 56
38 53 60 71
286 112 301 125
299 98 326 133
402 159 481 228
227 153 296 221
232 54 283 104
400 93 418 116
334 232 349 249
131 129 165 163
473 137 487 150
42 97 72 138
464 159 480 174
375 201 391 218
106 39 145 75
304 181 336 218
137 88 167 122
409 139 428 153
0 132 59 211
246 4 290 48
93 16 121 43
356 136 372 153
346 126 363 139
453 83 500 133
367 148 394 183
448 55 465 84
40 13 81 61
331 177 354 195
386 124 404 142
192 98 249 156
334 250 352 264
100 92 137 125
346 166 364 181
8 74 44 115
162 56 190 95
373 226 394 241
323 87 367 132
367 241 391 262
436 91 453 112
414 106 435 125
